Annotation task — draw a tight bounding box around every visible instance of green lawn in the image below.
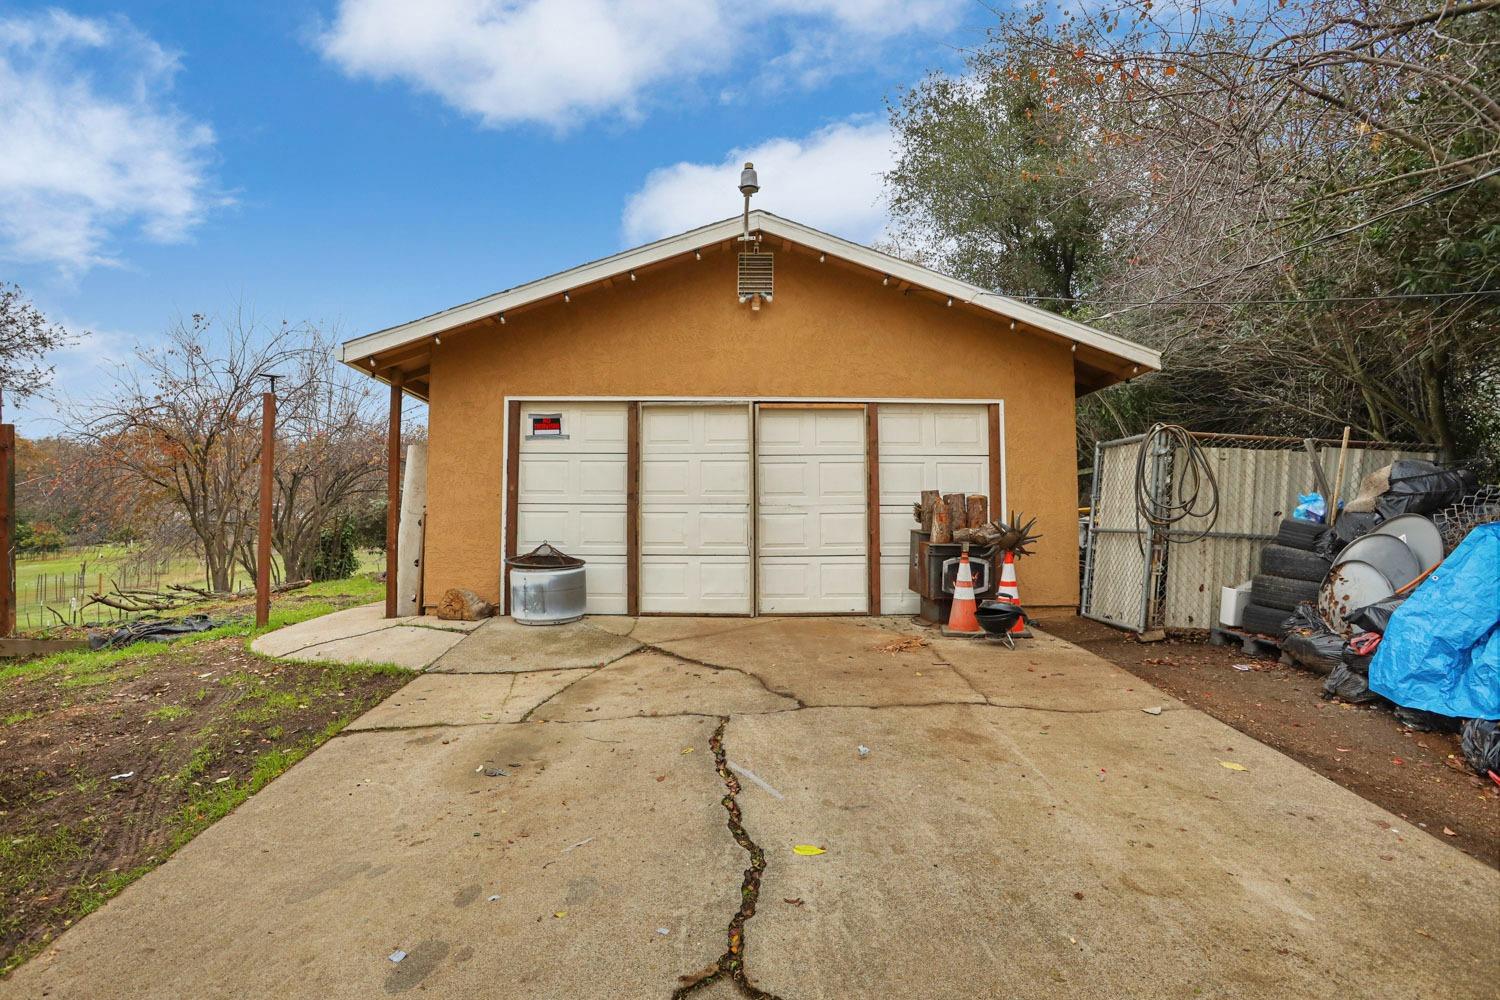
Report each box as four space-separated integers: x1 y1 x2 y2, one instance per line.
15 546 386 631
0 573 403 974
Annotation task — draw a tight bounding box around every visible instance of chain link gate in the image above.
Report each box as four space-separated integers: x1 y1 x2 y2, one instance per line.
1081 432 1434 634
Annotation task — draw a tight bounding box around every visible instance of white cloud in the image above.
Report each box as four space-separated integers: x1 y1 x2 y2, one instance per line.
0 10 220 272
318 0 962 129
622 119 892 244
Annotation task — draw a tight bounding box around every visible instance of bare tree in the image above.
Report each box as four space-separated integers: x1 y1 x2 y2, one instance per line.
0 283 74 405
77 312 307 592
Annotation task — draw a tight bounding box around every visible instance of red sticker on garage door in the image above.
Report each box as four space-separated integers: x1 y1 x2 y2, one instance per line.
529 412 563 437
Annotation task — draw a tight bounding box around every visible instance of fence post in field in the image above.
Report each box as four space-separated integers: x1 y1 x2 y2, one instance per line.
256 382 278 628
0 418 15 637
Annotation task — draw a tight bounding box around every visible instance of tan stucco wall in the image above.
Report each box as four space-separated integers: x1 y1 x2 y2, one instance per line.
422 248 1081 610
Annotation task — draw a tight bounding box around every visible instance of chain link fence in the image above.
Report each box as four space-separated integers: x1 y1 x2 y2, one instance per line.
1081 432 1435 633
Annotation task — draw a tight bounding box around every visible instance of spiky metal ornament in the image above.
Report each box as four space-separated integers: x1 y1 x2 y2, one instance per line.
953 511 1043 556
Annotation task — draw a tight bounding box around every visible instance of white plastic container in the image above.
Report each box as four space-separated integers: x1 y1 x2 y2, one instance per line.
1219 581 1253 628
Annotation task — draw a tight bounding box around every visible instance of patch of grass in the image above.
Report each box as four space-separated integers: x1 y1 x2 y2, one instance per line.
147 705 189 722
68 864 155 918
0 826 90 896
3 709 38 726
173 740 220 787
167 746 309 852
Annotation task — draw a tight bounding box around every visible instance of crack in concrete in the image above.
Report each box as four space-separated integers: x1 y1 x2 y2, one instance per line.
633 642 807 710
672 717 784 1000
926 644 992 707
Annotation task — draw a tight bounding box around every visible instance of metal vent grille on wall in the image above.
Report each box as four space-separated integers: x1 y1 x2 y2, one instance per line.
738 252 774 301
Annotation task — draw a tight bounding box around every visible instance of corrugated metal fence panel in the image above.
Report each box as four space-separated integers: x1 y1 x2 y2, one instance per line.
1161 445 1434 629
1083 440 1149 629
1163 446 1299 629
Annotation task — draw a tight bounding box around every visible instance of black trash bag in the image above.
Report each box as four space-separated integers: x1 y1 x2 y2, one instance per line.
1391 705 1462 733
1282 602 1329 633
1281 626 1344 676
1375 460 1477 519
1314 511 1382 559
88 614 217 651
1348 596 1408 635
1460 719 1500 777
1323 663 1383 704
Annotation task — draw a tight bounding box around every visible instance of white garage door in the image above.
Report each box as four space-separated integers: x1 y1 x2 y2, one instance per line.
877 404 992 615
639 405 753 614
515 402 629 613
757 407 868 613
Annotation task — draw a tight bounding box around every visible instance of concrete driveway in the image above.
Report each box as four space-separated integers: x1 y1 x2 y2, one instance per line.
5 616 1495 999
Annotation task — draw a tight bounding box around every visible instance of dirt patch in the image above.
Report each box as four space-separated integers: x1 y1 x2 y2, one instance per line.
1034 614 1500 868
0 635 409 973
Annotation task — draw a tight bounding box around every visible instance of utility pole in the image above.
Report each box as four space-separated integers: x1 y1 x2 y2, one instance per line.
255 377 279 627
0 387 13 637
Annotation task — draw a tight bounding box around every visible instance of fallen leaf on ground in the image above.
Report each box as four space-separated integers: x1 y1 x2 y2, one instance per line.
792 845 826 856
554 911 567 919
783 898 804 906
1392 757 1405 765
1443 827 1457 837
875 635 929 654
680 748 693 755
1219 761 1249 772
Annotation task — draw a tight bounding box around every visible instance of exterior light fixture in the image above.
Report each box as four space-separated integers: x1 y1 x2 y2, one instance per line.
629 271 636 282
435 335 442 346
499 314 506 325
882 275 890 286
819 254 825 263
695 251 701 260
946 297 953 307
564 292 571 303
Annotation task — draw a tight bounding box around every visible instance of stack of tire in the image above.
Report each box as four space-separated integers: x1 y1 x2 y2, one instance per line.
1241 519 1331 638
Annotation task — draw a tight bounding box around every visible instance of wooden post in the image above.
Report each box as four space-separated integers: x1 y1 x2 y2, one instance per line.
0 423 13 637
255 391 276 627
865 403 880 616
1329 426 1352 527
385 369 404 618
626 402 640 617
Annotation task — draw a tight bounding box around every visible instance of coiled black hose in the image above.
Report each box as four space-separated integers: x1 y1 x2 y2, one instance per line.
1134 423 1219 543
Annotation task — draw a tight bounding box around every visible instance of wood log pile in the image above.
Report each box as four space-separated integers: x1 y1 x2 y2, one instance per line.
435 587 494 621
912 493 1043 555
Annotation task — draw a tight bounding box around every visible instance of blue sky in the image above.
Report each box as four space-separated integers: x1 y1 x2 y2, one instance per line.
2 1 981 434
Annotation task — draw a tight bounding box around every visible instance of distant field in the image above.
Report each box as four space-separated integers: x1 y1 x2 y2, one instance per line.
15 546 384 629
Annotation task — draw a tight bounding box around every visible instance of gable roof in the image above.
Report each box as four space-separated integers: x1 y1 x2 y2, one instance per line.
340 211 1160 397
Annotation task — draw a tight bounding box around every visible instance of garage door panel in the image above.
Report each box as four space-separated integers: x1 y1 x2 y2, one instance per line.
642 458 750 505
878 404 988 455
518 403 629 454
642 406 750 454
517 504 626 555
878 511 924 558
518 454 627 504
881 559 919 615
640 508 749 555
579 557 628 615
758 408 864 454
876 458 986 507
639 557 751 614
758 557 868 613
757 509 865 555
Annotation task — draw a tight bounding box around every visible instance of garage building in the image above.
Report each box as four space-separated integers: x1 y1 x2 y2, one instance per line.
340 211 1159 617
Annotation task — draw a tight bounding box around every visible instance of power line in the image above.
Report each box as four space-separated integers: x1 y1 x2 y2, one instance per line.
1007 289 1499 307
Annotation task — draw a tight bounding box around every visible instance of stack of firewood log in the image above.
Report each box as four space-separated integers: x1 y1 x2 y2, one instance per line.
913 491 1042 555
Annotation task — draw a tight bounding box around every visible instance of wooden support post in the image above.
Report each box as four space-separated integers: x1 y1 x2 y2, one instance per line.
626 402 640 616
1329 426 1352 527
987 404 1003 518
255 391 275 627
865 403 881 616
503 400 521 616
0 423 13 637
385 369 404 618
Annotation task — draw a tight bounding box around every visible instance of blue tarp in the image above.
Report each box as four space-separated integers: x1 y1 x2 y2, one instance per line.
1369 523 1500 720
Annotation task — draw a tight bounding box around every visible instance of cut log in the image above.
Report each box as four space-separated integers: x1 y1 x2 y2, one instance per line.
943 493 968 532
436 587 494 621
931 505 952 544
919 490 940 531
966 495 988 529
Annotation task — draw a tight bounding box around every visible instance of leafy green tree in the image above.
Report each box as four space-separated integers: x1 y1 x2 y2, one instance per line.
885 50 1125 307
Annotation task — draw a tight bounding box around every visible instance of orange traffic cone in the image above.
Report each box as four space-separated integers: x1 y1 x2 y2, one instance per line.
944 546 983 636
996 550 1032 637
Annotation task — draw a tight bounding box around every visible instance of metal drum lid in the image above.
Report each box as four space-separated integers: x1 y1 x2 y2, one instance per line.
1370 514 1444 572
1319 560 1395 633
1332 533 1422 591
